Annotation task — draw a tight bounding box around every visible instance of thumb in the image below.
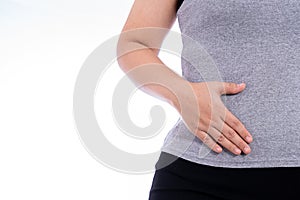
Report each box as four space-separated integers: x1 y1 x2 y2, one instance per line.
218 82 245 95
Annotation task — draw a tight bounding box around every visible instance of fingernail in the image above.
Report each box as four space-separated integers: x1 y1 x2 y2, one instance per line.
237 83 244 87
216 146 222 152
235 148 241 154
246 136 252 142
244 146 251 153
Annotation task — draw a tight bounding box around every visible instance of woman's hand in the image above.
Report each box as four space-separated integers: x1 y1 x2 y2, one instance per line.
171 81 253 155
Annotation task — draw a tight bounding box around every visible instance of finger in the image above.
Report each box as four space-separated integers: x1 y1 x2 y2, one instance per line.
213 119 251 154
207 126 242 155
217 82 245 95
195 130 223 153
221 109 253 143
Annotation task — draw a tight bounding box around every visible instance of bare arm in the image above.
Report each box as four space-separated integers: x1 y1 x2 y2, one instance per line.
116 0 186 108
117 0 253 155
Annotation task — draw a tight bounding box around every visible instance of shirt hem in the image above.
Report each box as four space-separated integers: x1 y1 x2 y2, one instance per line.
161 148 300 168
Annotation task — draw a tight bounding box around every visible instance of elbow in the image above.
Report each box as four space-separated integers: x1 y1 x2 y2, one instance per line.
116 32 134 70
116 26 167 65
116 39 154 73
116 30 160 66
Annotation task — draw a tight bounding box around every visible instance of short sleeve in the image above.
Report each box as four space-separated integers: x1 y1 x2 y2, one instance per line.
176 0 184 12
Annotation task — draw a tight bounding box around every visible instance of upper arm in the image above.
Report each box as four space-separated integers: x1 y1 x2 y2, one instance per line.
118 0 178 54
121 0 178 31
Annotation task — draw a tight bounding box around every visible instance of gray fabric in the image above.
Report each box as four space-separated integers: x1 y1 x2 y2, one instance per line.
161 0 300 168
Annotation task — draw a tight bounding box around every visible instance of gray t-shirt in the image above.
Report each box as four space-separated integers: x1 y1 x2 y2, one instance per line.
161 0 300 168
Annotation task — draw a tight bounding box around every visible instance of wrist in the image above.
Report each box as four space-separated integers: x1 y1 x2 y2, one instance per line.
166 79 192 114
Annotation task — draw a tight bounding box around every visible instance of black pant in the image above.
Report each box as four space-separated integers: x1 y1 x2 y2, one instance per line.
148 151 300 200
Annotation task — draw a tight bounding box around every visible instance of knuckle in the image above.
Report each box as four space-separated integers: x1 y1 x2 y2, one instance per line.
232 119 240 127
217 134 225 143
238 141 246 148
226 129 236 139
197 131 206 141
202 135 211 144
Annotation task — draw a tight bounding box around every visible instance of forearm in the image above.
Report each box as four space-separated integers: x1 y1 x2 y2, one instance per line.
117 40 189 110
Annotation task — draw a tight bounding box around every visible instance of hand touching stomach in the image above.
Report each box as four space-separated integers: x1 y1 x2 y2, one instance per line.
171 81 253 155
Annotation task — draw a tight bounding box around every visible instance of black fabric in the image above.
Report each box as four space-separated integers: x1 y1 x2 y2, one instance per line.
176 0 184 12
148 151 300 200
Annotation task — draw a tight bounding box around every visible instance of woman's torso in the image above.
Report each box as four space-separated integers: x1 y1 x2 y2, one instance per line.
161 0 300 168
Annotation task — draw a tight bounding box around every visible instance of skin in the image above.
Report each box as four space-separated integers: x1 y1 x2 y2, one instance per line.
117 0 253 155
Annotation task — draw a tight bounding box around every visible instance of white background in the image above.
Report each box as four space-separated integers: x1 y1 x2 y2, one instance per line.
0 0 182 199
